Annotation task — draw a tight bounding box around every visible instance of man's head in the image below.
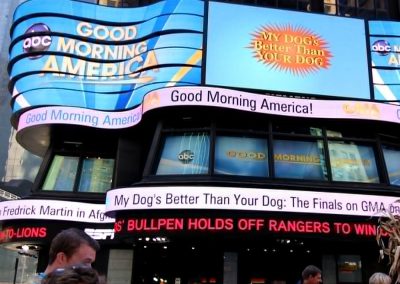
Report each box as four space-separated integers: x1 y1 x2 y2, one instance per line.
45 228 100 274
302 265 322 284
43 265 101 284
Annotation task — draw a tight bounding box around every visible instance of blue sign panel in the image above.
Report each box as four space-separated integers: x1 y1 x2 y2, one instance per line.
205 2 370 100
9 0 204 113
369 21 400 101
214 136 269 177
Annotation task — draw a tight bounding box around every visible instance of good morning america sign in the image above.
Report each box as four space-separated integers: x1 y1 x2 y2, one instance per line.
369 21 400 102
9 0 203 112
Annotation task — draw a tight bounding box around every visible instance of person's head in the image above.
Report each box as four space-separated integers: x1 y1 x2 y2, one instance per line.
42 265 101 284
45 228 100 274
302 265 322 284
369 272 391 284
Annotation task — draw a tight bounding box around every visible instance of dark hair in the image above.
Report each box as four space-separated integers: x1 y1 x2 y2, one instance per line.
48 228 100 264
42 265 101 284
302 265 322 280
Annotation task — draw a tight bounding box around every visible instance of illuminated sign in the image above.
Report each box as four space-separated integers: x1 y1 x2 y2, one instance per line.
22 23 52 58
0 199 115 223
0 226 115 244
369 21 400 101
250 24 332 75
156 133 210 175
177 150 195 164
9 0 203 114
227 151 266 160
113 216 385 238
371 39 391 55
17 87 400 134
206 2 370 99
106 185 400 218
84 228 115 240
0 226 47 243
274 154 319 164
215 136 268 177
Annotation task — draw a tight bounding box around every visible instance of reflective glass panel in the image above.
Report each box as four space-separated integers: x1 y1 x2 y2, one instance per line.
215 136 269 177
328 142 379 183
337 255 362 283
156 133 210 175
42 155 79 191
274 140 327 180
78 158 114 192
382 145 400 186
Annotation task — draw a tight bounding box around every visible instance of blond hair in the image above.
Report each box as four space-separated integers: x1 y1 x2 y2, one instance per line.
369 272 392 284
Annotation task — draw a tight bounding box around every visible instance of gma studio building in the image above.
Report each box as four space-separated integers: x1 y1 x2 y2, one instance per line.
2 0 400 283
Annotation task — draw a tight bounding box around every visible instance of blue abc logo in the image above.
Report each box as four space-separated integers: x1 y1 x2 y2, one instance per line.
371 40 391 56
23 23 52 59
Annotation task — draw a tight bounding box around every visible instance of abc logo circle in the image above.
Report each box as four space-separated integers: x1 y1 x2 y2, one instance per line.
23 23 52 59
371 40 391 56
178 150 194 164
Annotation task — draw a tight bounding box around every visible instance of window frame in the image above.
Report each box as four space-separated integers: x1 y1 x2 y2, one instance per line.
40 152 116 193
381 142 400 186
147 118 391 187
151 128 213 176
214 133 270 178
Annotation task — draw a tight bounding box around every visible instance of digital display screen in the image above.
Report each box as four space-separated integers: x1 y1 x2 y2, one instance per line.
42 155 79 191
382 146 400 186
206 2 370 99
156 133 210 175
273 140 327 180
369 21 400 101
78 158 115 193
328 142 379 183
10 0 204 113
214 136 268 177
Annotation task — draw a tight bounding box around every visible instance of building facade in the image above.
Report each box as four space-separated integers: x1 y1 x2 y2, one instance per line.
1 0 400 283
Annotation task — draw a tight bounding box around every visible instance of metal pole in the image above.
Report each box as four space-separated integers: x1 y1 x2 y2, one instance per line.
13 258 19 284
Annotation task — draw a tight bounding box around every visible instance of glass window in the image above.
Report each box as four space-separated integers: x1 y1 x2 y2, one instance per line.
78 158 115 193
376 0 388 9
214 136 269 177
277 0 297 9
337 255 362 283
326 124 375 139
358 0 373 8
42 155 79 191
328 142 379 183
258 0 278 7
324 0 337 14
357 0 375 18
338 0 356 16
273 120 322 136
375 0 389 18
156 132 210 175
298 0 310 11
99 0 121 6
382 145 400 186
273 140 328 180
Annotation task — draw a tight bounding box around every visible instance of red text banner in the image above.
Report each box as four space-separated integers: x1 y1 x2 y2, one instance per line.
114 217 384 238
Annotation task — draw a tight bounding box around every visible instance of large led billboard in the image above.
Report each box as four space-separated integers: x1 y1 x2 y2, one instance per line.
206 2 370 99
9 0 203 114
369 21 400 101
